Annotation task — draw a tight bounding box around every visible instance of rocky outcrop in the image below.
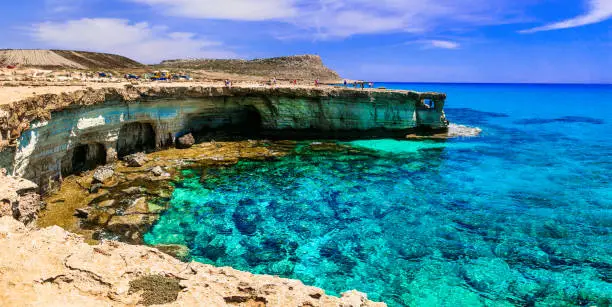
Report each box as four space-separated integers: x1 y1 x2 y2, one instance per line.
0 216 385 306
0 169 42 225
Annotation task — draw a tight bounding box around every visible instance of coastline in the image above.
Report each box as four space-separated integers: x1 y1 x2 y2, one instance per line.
0 80 450 306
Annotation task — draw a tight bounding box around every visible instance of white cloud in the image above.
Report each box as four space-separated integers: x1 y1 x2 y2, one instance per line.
131 0 297 21
405 39 461 50
130 0 527 38
30 18 234 63
427 40 460 49
44 0 88 13
520 0 612 33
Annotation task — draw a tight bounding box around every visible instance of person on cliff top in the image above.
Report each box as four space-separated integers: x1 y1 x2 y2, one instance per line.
344 80 347 87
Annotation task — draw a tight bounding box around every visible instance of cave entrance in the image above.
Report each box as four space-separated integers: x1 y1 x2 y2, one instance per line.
185 106 263 141
117 122 156 158
71 143 107 174
240 106 263 137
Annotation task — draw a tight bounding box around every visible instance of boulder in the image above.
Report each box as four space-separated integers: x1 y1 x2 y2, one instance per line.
0 175 42 225
176 133 195 149
124 152 148 167
92 165 114 183
151 166 164 177
86 209 114 226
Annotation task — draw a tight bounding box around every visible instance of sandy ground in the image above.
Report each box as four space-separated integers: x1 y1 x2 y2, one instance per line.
0 50 86 69
0 80 353 106
0 82 126 105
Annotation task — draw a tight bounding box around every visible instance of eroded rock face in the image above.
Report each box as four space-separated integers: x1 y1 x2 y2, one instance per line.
1 85 447 193
0 216 386 307
0 170 42 225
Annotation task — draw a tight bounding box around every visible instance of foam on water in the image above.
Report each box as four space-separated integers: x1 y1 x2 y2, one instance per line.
145 83 612 306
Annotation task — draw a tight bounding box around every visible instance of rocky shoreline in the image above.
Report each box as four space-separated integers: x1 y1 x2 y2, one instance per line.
0 83 451 306
38 140 293 245
0 216 384 306
0 140 386 306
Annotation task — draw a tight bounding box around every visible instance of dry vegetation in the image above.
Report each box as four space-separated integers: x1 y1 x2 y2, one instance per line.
158 54 342 82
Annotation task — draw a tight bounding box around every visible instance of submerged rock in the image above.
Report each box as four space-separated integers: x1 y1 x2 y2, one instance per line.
176 133 195 149
124 152 148 167
154 244 190 261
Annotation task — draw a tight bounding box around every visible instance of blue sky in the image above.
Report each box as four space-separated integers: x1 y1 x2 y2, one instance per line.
1 0 611 83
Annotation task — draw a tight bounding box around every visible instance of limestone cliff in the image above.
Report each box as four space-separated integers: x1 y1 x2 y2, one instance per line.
0 216 385 306
0 85 447 192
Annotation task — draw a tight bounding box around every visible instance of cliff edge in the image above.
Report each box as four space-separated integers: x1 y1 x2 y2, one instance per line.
0 216 385 306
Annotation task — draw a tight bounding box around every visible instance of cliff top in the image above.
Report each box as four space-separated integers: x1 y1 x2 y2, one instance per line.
0 81 444 106
0 49 144 69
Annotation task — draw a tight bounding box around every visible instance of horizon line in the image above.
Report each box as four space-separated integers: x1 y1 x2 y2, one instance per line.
371 81 612 86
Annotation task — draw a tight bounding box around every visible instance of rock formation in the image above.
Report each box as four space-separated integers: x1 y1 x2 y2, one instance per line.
0 85 447 192
0 169 42 225
0 216 385 306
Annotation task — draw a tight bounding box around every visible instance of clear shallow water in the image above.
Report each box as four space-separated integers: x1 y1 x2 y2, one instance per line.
145 83 612 306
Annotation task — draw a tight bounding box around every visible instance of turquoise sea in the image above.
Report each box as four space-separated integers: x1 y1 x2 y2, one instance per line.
144 83 612 306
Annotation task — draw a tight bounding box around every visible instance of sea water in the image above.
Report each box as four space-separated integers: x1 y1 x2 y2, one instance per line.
144 83 612 306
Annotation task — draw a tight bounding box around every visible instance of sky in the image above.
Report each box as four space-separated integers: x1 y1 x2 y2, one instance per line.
1 0 611 83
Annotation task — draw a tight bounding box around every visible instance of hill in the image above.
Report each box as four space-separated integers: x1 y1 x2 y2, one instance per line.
0 49 143 69
159 55 342 82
